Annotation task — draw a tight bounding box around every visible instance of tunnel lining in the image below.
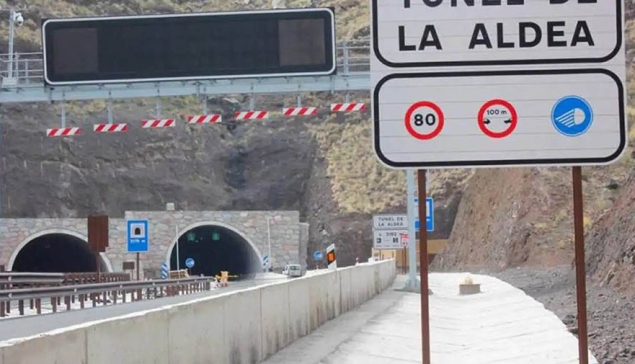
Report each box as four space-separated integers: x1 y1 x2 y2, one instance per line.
165 221 263 272
6 229 114 272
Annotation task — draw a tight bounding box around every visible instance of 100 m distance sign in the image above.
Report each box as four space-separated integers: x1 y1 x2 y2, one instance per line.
372 0 621 67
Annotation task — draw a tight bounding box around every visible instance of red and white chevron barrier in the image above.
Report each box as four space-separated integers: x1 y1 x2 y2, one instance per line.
46 127 81 137
331 103 366 112
142 119 175 128
93 123 128 133
187 114 222 124
282 107 318 116
235 111 269 120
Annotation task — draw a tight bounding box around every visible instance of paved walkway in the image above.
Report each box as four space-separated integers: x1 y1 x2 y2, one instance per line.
262 274 597 364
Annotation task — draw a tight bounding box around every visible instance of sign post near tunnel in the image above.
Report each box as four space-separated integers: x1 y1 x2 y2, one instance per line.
371 1 626 363
127 219 149 281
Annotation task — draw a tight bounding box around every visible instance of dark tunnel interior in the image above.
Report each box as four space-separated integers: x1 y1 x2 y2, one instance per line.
11 233 106 273
170 225 260 279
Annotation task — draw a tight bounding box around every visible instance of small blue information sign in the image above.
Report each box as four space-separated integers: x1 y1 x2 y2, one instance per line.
127 219 149 253
414 197 434 232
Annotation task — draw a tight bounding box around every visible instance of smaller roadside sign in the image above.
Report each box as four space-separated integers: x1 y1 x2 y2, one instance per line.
373 214 408 230
373 229 408 250
414 197 435 232
399 232 408 248
127 219 149 253
313 251 323 261
161 262 169 279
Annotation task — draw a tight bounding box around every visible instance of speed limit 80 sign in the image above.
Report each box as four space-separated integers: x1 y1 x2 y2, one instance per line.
404 101 444 140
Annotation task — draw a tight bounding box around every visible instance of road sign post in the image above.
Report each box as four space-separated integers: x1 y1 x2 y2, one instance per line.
161 262 169 280
406 170 418 289
127 219 148 281
325 244 336 270
262 255 270 271
371 1 625 363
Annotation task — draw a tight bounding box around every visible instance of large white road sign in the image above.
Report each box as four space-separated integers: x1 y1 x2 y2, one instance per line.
371 0 626 169
372 0 622 68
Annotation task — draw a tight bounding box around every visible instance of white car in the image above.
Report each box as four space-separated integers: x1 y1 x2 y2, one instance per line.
283 264 303 277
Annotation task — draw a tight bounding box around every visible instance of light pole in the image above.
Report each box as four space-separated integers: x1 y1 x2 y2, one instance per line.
0 8 23 255
265 216 272 272
166 203 180 271
2 7 24 81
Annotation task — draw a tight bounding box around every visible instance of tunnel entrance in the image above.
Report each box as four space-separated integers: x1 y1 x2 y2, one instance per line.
169 224 261 279
11 233 108 273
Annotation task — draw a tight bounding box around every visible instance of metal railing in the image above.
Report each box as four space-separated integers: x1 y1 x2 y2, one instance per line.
0 272 64 288
62 272 131 285
0 39 371 88
0 276 215 318
0 272 131 290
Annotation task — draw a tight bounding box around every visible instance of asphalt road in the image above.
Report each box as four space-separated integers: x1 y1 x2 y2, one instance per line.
0 279 281 342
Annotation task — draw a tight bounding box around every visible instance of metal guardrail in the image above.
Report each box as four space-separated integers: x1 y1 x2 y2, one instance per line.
62 272 131 284
0 39 372 88
0 272 64 288
0 276 215 318
0 272 131 290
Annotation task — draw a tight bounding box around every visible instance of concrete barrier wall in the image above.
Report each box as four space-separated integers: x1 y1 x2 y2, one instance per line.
0 259 396 364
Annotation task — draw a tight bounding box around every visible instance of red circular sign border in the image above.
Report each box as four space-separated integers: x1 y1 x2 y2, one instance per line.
477 99 518 139
404 101 445 140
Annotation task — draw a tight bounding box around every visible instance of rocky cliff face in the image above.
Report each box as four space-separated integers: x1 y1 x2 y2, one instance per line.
433 168 574 271
432 164 632 272
587 170 635 294
1 99 315 217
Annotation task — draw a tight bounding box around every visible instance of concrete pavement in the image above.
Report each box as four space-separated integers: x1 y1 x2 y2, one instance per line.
262 274 598 364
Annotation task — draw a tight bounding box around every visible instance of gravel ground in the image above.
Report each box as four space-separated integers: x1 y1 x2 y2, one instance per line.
476 265 635 364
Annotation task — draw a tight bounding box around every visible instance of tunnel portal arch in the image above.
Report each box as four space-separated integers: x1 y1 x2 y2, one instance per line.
166 221 263 279
6 229 113 273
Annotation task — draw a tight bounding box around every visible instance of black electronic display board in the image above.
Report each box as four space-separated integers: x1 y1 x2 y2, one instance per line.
42 8 336 85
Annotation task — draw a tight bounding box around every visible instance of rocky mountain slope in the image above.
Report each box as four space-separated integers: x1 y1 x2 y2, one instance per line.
586 170 635 295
